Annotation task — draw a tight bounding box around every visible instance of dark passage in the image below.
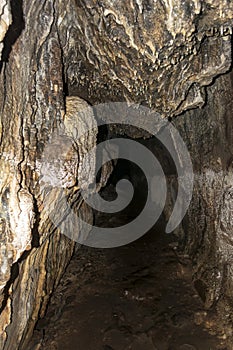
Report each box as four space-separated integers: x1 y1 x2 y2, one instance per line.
29 158 227 350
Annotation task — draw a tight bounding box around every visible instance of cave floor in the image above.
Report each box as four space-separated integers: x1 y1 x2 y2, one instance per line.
30 187 228 350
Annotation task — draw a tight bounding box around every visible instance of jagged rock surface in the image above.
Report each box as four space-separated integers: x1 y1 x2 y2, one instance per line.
59 0 233 115
0 0 11 58
0 1 232 350
173 71 233 341
0 2 102 349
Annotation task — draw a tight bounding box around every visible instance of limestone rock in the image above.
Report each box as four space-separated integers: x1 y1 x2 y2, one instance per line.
0 0 12 58
58 0 233 115
0 1 232 349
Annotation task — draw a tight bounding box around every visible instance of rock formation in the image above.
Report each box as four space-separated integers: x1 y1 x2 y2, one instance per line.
0 0 232 349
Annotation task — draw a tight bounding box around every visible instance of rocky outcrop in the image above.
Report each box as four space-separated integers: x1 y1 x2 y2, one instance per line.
0 0 232 349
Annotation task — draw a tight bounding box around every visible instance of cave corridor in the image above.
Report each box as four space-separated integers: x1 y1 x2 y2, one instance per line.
0 1 233 350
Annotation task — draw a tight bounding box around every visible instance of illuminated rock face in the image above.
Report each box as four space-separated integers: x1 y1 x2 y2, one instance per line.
58 0 233 115
0 0 232 349
0 0 12 58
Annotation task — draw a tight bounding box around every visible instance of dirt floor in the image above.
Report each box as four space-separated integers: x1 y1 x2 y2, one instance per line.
29 185 229 350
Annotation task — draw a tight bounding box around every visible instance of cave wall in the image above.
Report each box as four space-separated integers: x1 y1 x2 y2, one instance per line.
172 70 233 336
0 1 104 349
59 0 233 115
0 0 11 58
0 0 232 349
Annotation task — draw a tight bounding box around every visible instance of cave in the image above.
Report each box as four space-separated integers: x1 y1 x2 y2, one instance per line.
0 1 233 350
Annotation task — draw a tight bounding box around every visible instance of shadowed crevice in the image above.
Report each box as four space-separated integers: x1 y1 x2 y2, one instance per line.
0 0 25 72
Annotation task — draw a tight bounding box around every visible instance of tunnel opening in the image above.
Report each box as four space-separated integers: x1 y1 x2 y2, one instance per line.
28 129 228 350
92 131 178 230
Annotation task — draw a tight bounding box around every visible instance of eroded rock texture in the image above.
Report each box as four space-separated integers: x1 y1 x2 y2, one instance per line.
173 71 233 337
0 0 232 349
0 2 101 350
161 69 233 343
59 0 233 115
0 0 11 58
